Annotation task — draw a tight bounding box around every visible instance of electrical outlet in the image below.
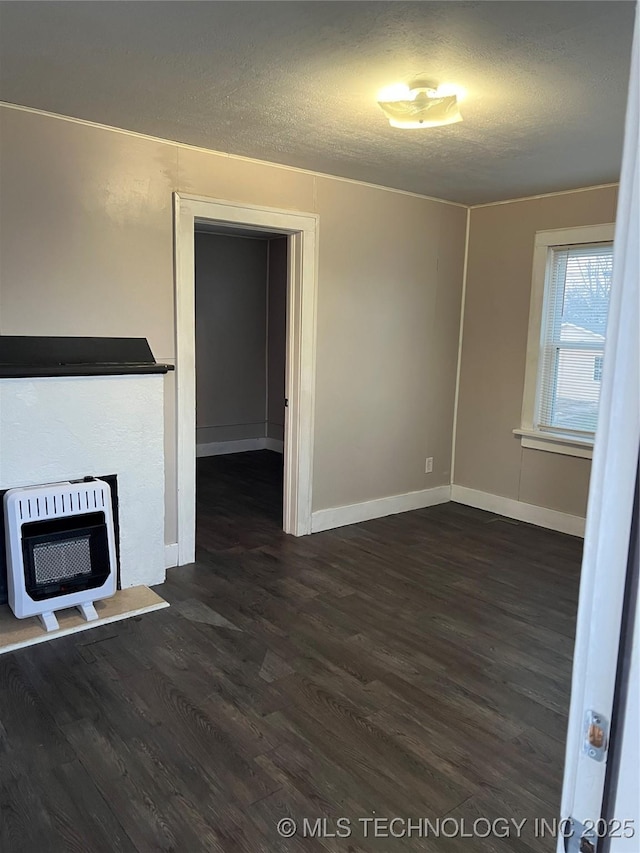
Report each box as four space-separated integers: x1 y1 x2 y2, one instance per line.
425 457 433 474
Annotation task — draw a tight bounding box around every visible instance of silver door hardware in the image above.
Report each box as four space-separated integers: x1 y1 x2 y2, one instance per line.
583 710 609 761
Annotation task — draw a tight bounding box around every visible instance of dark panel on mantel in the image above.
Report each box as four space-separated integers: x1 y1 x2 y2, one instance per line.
0 451 583 853
0 335 173 376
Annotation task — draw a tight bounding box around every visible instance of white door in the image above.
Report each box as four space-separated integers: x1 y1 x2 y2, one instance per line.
558 9 639 852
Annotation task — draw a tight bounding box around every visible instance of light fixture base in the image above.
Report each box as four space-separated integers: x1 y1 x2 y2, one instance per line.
376 76 464 129
409 78 439 94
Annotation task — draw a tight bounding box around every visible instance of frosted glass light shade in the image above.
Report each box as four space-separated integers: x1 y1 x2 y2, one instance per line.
378 92 462 129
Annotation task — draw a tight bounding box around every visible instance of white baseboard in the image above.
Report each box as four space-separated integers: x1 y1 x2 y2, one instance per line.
450 485 585 538
169 476 584 551
196 437 284 457
196 438 263 457
311 485 452 533
164 543 179 568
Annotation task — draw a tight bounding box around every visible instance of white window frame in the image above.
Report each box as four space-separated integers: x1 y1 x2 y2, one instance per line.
515 223 615 459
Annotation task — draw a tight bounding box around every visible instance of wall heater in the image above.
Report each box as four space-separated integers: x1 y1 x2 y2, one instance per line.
3 479 117 632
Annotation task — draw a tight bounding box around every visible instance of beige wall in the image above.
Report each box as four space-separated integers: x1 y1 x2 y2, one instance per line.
313 177 466 509
195 232 268 445
266 237 287 442
0 106 467 543
454 185 618 517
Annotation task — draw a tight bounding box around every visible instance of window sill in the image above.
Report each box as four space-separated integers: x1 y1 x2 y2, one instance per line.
513 428 594 459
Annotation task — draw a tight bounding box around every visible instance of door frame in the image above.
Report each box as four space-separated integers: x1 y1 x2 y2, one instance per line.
558 10 639 847
173 193 319 564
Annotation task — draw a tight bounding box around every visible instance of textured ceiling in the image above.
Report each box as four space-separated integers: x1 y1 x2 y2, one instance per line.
0 1 635 204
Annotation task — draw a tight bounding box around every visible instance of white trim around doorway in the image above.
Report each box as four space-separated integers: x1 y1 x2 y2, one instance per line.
173 194 319 565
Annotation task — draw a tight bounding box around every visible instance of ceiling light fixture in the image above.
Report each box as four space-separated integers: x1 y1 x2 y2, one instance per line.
377 79 463 129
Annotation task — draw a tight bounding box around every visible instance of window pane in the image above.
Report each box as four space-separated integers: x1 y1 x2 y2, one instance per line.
553 347 602 432
561 249 612 336
537 244 613 435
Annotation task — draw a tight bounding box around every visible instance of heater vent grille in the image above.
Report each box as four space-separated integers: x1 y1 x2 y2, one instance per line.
33 537 92 584
16 485 105 522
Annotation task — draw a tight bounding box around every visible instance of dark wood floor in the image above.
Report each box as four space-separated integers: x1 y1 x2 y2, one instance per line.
0 451 583 852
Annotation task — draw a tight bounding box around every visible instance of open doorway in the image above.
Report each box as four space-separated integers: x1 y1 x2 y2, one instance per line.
174 194 318 565
194 225 288 550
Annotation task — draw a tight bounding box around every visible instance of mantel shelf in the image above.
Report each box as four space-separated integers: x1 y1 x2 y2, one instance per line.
0 336 174 378
0 364 174 378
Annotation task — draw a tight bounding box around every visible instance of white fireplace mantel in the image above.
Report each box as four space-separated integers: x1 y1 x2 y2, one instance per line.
0 373 166 588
